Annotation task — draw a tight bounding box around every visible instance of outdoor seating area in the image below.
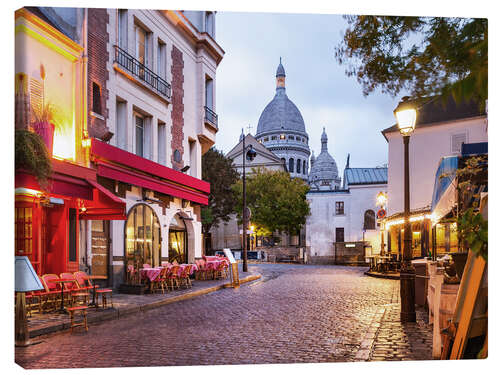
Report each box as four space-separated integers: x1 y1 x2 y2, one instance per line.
126 255 230 294
20 271 113 319
366 254 400 274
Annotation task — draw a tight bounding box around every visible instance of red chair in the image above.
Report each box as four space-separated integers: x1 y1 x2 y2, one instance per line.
74 271 96 291
214 261 228 280
167 265 180 290
40 274 67 311
179 265 193 288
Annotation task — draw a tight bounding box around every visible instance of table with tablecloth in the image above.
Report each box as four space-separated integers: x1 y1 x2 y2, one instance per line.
140 264 199 282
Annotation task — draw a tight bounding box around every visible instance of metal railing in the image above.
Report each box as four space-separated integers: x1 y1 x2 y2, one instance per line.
204 106 218 128
114 45 171 100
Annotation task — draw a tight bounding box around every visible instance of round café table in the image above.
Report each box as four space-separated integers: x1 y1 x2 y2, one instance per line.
52 279 75 314
84 275 108 308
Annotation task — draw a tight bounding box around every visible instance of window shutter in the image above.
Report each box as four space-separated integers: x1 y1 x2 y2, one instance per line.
29 77 43 121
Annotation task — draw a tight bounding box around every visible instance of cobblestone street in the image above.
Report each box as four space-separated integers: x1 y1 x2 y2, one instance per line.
15 264 432 369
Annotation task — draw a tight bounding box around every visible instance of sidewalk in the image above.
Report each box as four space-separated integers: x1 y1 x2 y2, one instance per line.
26 270 261 338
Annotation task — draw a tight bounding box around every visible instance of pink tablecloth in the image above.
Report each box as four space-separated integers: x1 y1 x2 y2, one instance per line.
205 259 229 271
141 264 199 280
139 267 163 282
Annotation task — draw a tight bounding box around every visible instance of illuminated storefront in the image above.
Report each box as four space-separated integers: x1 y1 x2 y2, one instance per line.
384 209 431 259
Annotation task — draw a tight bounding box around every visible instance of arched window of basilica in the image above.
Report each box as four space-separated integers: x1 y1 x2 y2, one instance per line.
303 160 306 174
289 158 294 173
297 159 301 173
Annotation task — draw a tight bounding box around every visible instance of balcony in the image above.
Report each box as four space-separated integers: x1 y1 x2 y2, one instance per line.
204 106 218 130
113 45 171 101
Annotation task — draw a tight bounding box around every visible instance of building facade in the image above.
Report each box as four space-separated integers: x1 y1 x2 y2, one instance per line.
381 96 487 258
15 7 224 288
305 129 387 263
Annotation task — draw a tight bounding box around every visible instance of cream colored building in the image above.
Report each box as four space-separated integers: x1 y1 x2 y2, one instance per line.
99 9 224 286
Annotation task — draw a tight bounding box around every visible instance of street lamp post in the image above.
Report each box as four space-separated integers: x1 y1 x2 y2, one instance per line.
394 98 417 323
241 130 256 272
376 191 387 256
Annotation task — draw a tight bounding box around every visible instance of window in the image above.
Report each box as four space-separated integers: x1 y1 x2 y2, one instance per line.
335 201 344 215
335 227 345 243
297 158 301 173
451 133 467 154
158 121 166 165
205 12 215 37
135 25 149 67
15 207 33 258
303 160 306 174
289 158 294 173
271 136 277 140
280 134 286 140
157 39 166 79
264 137 269 142
92 82 102 115
205 76 214 110
135 114 144 157
189 139 196 177
116 99 127 150
118 9 128 49
288 135 294 140
125 204 161 271
364 210 376 230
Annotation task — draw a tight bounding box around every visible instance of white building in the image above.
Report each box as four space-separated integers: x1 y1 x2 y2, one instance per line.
381 96 487 258
88 9 224 287
306 129 387 264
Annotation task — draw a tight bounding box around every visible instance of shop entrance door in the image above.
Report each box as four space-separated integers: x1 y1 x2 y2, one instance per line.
91 220 110 286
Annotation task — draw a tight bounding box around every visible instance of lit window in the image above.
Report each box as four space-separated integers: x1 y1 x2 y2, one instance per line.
280 134 286 140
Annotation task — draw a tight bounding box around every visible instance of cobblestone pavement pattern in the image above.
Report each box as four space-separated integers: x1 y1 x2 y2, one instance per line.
15 264 432 368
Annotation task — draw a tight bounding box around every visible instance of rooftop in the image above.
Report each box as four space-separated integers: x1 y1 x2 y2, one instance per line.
344 167 388 186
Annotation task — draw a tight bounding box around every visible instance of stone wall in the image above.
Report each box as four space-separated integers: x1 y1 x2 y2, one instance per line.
170 45 185 170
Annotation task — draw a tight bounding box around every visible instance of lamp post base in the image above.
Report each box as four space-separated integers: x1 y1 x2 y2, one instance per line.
400 267 416 322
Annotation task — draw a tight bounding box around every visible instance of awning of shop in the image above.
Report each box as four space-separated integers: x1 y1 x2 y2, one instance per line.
90 138 210 205
15 171 93 200
79 179 127 220
430 156 458 222
96 162 209 205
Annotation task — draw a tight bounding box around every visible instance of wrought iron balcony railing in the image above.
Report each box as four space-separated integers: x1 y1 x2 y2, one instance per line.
114 45 171 100
204 106 218 129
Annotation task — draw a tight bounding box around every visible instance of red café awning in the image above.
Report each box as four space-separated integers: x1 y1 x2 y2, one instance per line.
16 160 126 220
90 138 210 206
79 179 127 220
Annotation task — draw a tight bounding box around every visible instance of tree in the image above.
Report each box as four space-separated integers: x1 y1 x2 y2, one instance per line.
201 147 240 234
335 16 487 109
232 168 310 236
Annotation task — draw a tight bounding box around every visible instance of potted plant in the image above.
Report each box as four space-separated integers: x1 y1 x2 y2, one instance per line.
15 129 52 188
31 102 57 157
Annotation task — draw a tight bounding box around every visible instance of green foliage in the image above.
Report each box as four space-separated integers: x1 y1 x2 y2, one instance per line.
458 208 487 261
201 147 240 233
335 16 487 109
232 168 310 235
15 129 52 187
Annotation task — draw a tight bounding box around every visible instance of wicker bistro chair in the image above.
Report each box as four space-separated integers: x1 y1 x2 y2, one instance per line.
126 264 139 285
178 265 193 289
74 271 96 291
96 288 113 308
40 274 68 312
60 273 89 307
214 261 229 280
167 265 180 291
154 267 169 294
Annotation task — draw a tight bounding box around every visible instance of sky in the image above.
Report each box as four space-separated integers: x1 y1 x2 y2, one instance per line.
214 11 404 173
